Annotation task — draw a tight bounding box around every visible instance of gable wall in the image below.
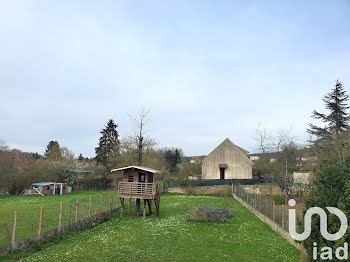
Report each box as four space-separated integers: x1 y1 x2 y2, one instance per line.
202 140 252 179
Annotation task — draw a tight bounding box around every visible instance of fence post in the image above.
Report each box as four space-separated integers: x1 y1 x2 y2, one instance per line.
38 206 43 236
59 202 63 231
282 204 285 229
11 211 17 250
116 192 119 208
109 193 112 213
259 195 262 212
99 193 103 213
111 195 114 211
75 199 79 223
272 201 275 221
88 196 91 217
265 197 268 217
255 193 257 209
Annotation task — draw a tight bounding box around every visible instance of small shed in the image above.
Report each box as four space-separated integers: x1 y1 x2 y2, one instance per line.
32 182 67 196
293 172 313 185
111 166 162 218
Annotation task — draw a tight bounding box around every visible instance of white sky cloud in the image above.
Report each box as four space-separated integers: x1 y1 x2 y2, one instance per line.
1 0 350 157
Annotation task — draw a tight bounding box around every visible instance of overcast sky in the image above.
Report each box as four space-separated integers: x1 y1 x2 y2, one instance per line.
1 0 350 157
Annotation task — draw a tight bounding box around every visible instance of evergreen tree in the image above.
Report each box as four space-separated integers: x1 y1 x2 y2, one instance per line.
95 119 120 168
45 141 62 160
32 152 41 159
303 158 350 261
164 148 182 171
78 153 84 161
174 149 182 166
308 80 350 139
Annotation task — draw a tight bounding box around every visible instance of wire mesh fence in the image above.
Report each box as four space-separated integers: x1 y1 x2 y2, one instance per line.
232 184 303 232
0 190 120 255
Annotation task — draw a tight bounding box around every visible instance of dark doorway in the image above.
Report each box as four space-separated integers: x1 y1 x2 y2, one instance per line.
139 173 146 183
220 168 225 180
147 173 153 183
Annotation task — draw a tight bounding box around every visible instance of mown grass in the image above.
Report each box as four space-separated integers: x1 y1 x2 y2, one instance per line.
181 162 201 168
0 191 118 248
3 193 301 262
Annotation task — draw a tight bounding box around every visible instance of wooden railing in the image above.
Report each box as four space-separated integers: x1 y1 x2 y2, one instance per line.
118 182 155 197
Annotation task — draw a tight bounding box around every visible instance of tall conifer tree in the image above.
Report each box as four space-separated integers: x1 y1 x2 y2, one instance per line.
308 79 350 140
95 119 120 167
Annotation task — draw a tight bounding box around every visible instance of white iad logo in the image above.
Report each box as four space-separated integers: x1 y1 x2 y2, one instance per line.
288 199 348 260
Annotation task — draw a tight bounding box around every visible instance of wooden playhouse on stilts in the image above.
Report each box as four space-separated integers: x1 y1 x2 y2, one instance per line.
111 166 162 219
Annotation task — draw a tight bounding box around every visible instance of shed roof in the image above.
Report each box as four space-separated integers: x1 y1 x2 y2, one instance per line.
111 166 161 174
32 182 56 187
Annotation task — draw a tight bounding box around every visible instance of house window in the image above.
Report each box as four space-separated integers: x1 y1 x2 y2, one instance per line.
47 186 50 190
128 176 134 182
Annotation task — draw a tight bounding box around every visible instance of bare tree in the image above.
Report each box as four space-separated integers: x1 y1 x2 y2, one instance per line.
255 124 273 153
0 140 9 151
128 107 151 166
255 124 295 153
272 127 293 152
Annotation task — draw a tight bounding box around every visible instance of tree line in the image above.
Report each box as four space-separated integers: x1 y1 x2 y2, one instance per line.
0 108 183 194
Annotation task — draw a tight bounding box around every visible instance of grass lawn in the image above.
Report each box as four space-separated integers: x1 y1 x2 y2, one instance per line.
181 162 201 168
3 193 301 262
0 191 118 248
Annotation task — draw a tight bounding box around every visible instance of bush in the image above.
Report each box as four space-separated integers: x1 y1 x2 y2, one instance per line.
189 207 230 223
272 194 285 205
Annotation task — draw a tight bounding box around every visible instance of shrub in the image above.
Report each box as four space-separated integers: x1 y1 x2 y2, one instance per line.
272 194 285 205
189 207 230 223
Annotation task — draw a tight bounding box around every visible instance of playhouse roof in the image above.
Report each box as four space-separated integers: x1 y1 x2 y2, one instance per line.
111 166 161 174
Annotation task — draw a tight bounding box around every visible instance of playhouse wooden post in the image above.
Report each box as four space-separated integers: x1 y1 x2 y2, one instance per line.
120 198 124 217
128 198 132 214
143 200 146 219
135 198 141 216
148 199 152 215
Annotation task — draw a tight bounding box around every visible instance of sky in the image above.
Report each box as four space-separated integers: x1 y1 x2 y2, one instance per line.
1 0 350 157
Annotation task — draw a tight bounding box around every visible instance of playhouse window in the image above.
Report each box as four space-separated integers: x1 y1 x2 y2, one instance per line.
128 176 134 182
139 174 145 183
47 186 50 190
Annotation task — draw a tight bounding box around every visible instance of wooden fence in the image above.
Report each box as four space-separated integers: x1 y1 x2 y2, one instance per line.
0 192 136 256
